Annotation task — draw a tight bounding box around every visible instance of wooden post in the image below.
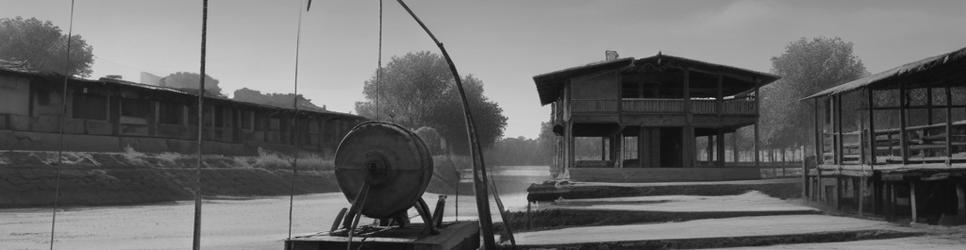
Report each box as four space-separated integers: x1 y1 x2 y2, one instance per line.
683 68 694 168
639 127 647 168
946 84 953 166
899 83 908 164
867 88 877 165
717 131 726 167
732 132 739 163
802 145 808 199
601 137 607 161
707 135 714 164
835 177 843 210
857 177 865 215
910 181 918 223
754 86 760 168
564 121 573 178
957 183 966 217
814 99 822 165
836 95 843 164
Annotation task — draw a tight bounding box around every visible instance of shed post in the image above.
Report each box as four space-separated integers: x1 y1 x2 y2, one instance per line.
910 181 918 223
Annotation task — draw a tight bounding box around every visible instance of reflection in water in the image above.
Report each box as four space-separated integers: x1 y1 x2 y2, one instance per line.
0 166 548 249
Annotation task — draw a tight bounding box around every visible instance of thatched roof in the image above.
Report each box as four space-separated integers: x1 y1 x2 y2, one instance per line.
804 45 966 99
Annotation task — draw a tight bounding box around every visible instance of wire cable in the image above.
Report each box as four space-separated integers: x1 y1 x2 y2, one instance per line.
49 0 76 249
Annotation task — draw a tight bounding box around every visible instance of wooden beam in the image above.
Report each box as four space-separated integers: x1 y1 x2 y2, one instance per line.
858 177 865 216
706 135 714 163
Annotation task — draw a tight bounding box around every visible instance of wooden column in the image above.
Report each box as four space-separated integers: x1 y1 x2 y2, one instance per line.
609 133 619 165
910 181 918 223
732 132 739 163
957 183 966 217
867 88 877 165
706 135 714 164
899 83 909 164
683 68 694 168
716 131 726 167
814 99 822 165
601 137 607 161
835 95 843 164
617 131 625 168
639 127 647 168
835 176 843 210
857 177 864 215
754 86 760 168
564 121 574 178
946 84 953 165
802 145 809 199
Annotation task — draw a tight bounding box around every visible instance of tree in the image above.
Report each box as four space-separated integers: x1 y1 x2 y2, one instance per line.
0 17 94 77
160 72 226 97
759 37 868 148
355 51 508 153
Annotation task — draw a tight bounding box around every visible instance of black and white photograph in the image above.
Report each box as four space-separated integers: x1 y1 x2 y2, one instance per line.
1 0 965 249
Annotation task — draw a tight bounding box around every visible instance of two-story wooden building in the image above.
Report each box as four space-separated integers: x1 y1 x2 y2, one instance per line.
533 52 779 182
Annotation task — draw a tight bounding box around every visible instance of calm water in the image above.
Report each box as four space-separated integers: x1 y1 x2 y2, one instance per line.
0 166 548 250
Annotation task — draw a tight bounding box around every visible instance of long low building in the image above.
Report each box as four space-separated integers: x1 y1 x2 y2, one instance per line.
0 65 365 156
802 45 966 224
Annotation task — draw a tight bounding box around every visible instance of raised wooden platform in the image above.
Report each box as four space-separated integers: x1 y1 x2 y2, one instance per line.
284 221 479 250
569 167 761 183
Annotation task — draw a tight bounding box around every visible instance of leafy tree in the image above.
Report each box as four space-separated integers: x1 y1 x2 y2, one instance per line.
160 72 225 97
759 37 868 148
0 17 94 77
355 51 508 153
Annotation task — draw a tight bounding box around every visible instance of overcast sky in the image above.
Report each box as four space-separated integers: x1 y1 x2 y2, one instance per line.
2 0 965 139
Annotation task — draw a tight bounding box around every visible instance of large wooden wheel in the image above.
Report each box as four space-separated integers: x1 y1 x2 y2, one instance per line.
334 121 434 219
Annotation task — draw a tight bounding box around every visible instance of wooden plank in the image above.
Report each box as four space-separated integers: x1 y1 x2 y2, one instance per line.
754 86 760 168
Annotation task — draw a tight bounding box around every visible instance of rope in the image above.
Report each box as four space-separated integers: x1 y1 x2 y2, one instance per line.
49 0 75 249
191 0 209 249
287 0 306 240
375 0 382 120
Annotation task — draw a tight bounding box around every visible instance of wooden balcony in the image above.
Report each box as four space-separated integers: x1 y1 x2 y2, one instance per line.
569 98 757 115
565 98 757 127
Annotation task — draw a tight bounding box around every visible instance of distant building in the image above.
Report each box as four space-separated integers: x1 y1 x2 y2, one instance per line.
803 45 966 224
533 51 779 182
0 65 364 156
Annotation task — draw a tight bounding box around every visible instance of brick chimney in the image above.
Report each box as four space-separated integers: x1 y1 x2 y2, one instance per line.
605 50 619 61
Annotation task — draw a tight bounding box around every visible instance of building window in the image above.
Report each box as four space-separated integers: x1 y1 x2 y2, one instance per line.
121 98 150 118
240 110 253 130
159 102 182 124
73 93 108 120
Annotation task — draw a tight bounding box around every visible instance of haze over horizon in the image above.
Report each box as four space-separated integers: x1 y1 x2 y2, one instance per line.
3 0 965 139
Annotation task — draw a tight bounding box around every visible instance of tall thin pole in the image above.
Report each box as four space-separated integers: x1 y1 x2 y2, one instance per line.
287 0 305 240
192 0 208 249
375 0 383 120
50 1 76 249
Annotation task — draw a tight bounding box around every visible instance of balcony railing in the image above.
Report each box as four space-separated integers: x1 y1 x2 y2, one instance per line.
613 98 757 115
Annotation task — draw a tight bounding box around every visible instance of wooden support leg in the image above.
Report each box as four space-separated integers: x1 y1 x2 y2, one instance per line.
858 177 865 216
958 183 966 218
910 182 918 223
836 177 843 210
889 183 897 220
